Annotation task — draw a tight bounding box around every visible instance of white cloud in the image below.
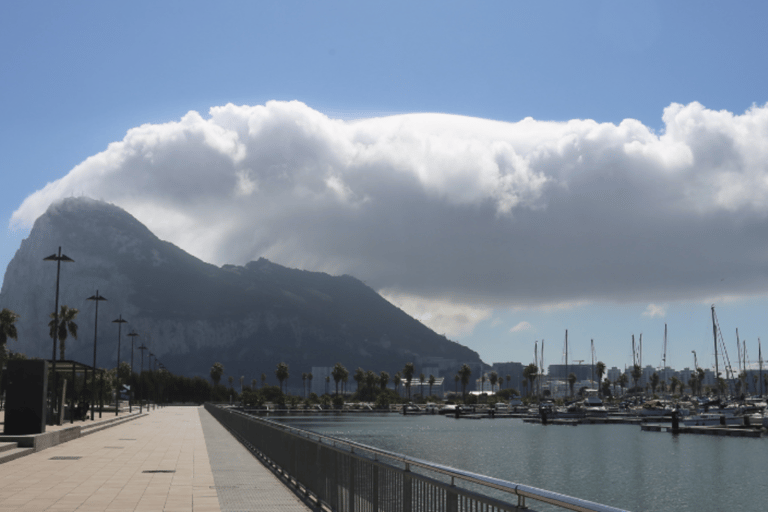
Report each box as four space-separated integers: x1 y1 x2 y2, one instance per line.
12 100 768 325
642 304 666 318
511 321 533 333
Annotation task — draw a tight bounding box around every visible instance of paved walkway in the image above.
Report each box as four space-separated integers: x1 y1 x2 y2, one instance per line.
0 406 312 511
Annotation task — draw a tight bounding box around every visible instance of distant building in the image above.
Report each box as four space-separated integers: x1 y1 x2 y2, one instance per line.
491 362 524 393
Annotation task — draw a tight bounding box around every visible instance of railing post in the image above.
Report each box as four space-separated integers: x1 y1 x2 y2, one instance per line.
403 463 412 512
349 456 356 512
372 465 379 512
447 476 458 512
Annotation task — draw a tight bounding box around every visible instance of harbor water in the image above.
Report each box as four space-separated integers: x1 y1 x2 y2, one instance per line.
273 413 767 512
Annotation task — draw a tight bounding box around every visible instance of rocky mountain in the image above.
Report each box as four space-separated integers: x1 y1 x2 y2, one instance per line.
0 198 481 390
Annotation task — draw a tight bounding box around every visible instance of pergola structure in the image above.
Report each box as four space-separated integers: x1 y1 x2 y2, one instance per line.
45 359 107 424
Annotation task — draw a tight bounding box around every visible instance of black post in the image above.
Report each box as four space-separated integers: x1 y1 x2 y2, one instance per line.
127 331 139 413
43 247 74 423
86 291 107 420
112 315 127 416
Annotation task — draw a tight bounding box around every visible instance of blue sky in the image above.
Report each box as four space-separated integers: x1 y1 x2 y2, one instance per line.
3 1 768 373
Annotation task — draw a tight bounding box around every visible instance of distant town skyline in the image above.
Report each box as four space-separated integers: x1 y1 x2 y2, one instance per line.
3 2 768 373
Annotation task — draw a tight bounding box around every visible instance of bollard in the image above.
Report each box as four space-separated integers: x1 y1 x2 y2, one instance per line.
671 410 680 433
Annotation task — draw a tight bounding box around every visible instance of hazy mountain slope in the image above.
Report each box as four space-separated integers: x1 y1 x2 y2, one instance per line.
0 197 481 389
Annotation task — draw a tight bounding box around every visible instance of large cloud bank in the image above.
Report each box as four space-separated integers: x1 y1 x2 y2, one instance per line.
13 100 768 329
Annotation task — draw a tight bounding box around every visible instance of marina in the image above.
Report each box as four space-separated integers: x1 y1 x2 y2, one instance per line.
271 408 768 512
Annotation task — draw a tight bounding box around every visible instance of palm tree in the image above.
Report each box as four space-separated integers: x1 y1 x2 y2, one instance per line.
631 365 642 392
354 367 365 392
458 364 472 400
379 371 390 390
228 376 234 390
568 372 577 398
239 375 244 393
489 371 498 394
251 378 257 389
0 308 20 402
523 363 538 398
324 375 330 395
480 373 487 393
210 362 224 386
332 362 346 395
393 371 402 394
275 362 289 394
261 373 267 388
428 374 435 397
618 373 628 396
650 372 660 395
48 305 78 360
419 373 425 397
506 374 511 390
307 372 313 395
454 374 460 394
595 361 606 396
696 368 706 396
402 363 415 400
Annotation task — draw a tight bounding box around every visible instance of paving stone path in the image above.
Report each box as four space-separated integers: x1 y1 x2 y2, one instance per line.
0 406 311 511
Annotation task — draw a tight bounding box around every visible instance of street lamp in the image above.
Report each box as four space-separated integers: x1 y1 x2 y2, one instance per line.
43 247 74 421
112 315 127 416
86 291 107 421
126 330 139 413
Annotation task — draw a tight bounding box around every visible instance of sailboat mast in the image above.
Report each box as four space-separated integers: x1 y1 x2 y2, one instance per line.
711 305 720 382
565 330 568 399
757 338 763 397
591 339 595 388
736 328 742 374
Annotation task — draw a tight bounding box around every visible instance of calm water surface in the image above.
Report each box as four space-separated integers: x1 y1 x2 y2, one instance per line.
272 413 768 512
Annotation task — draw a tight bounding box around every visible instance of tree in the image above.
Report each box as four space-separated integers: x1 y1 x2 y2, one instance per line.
308 372 313 396
454 374 459 394
631 365 642 391
261 373 267 388
251 378 257 389
48 305 78 360
506 375 511 390
568 372 577 398
601 378 611 397
428 374 436 397
489 371 498 394
325 375 330 395
240 376 244 393
419 373 425 397
210 362 224 386
688 375 697 397
0 308 20 401
228 376 234 390
402 363 415 400
379 371 390 390
393 371 402 394
669 376 680 395
650 372 660 395
523 364 538 398
595 362 606 396
332 362 346 395
354 367 365 392
275 362 289 394
696 368 706 396
618 373 628 396
480 373 486 394
458 364 472 400
302 373 308 397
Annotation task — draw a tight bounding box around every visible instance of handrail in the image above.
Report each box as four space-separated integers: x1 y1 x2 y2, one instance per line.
230 407 628 512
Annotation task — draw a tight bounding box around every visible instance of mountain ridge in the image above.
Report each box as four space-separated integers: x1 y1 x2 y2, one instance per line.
0 197 481 389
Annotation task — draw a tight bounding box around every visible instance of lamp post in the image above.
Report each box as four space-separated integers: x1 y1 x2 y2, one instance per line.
126 330 139 413
43 247 74 421
86 291 107 421
112 315 127 416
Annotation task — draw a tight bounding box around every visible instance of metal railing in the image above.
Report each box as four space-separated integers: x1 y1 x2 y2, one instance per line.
205 404 628 512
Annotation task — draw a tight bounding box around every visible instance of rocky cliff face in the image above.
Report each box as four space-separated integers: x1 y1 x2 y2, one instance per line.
0 198 481 388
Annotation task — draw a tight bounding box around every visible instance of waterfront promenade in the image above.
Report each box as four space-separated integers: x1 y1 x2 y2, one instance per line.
0 406 312 511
